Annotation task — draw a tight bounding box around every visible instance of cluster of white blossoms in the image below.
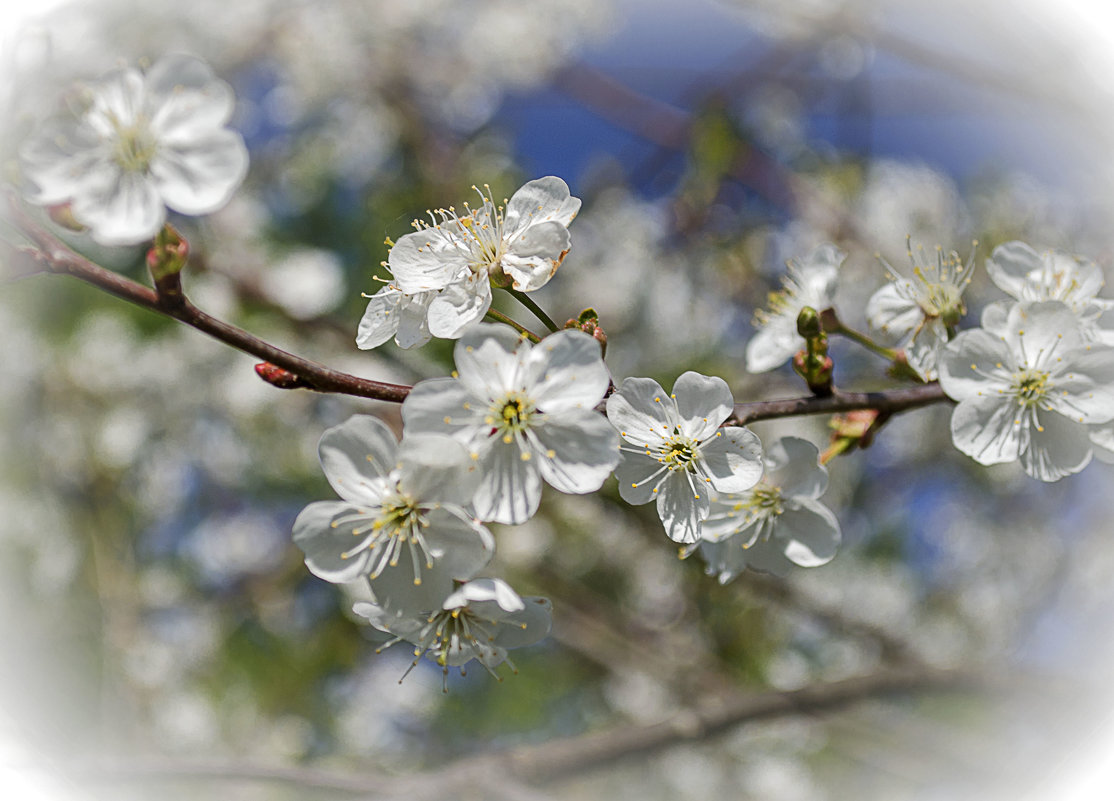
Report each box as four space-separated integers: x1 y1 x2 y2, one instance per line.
26 55 1114 687
20 54 248 246
357 177 581 349
938 241 1114 480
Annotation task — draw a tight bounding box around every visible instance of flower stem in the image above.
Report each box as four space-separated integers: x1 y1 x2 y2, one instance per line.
484 308 541 342
505 288 559 332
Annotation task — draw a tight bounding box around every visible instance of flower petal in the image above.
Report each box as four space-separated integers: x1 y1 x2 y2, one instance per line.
426 274 492 339
71 170 166 245
655 471 710 543
528 330 610 413
672 371 734 439
764 436 827 499
150 129 248 214
454 323 524 400
949 394 1021 466
866 281 923 340
606 376 671 448
397 433 480 505
745 314 800 374
615 452 666 506
401 377 481 440
701 426 764 494
531 411 620 494
293 501 379 583
502 220 571 291
355 286 403 350
472 439 543 524
1019 409 1092 481
938 329 1013 402
503 175 581 237
388 228 468 293
775 500 841 567
318 415 398 503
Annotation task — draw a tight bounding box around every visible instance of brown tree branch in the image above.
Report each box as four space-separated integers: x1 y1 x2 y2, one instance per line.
66 665 988 797
9 205 952 423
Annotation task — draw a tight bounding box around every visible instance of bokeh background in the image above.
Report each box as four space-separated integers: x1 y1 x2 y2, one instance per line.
2 1 1114 799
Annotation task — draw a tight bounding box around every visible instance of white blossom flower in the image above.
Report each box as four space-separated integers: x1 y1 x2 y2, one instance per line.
353 578 552 683
986 241 1114 343
688 436 840 581
938 301 1114 481
606 371 763 543
20 54 248 246
746 243 845 373
402 324 618 525
866 240 976 380
293 415 494 612
356 284 437 350
385 177 581 339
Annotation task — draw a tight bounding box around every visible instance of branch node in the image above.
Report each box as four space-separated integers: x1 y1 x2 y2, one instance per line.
255 362 311 390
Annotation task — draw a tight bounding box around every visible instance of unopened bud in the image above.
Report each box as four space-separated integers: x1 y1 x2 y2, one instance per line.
796 306 822 338
47 203 85 233
254 362 309 390
147 223 189 282
565 307 607 356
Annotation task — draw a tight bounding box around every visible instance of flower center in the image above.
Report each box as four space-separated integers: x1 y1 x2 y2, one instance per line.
1012 368 1051 408
745 485 784 518
488 392 535 438
661 433 699 471
112 121 157 173
916 281 964 324
379 495 423 535
423 607 494 667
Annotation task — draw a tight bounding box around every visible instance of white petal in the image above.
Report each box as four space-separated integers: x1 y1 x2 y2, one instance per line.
426 275 491 338
1019 409 1092 481
950 395 1021 466
150 129 248 214
397 433 480 504
293 501 378 583
366 551 459 615
418 509 495 581
401 377 481 440
606 376 671 447
72 170 165 245
503 176 581 236
527 329 610 413
904 317 947 381
701 495 760 544
745 315 801 373
656 471 710 544
1052 346 1114 424
938 329 1012 402
701 427 764 493
764 436 827 500
146 55 236 137
395 292 435 348
491 597 553 648
318 415 398 503
355 286 403 350
775 500 841 567
531 411 620 494
986 240 1042 300
502 220 571 291
472 439 543 524
445 577 524 612
615 451 666 505
388 228 469 293
454 323 524 399
672 371 734 439
866 282 923 340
